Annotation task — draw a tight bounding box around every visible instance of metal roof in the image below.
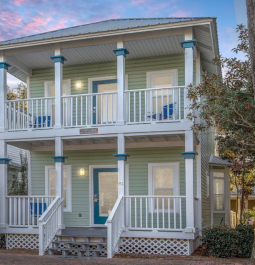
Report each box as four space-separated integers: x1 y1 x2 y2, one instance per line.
0 17 213 46
209 155 232 166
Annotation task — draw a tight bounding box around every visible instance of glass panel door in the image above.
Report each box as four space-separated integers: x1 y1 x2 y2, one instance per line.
92 79 117 124
93 168 118 224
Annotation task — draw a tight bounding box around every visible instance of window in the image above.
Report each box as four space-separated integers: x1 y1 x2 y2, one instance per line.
212 171 225 211
146 70 178 119
148 163 179 210
45 165 72 212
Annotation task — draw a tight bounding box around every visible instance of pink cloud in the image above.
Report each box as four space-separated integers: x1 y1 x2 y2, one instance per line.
170 10 192 17
12 0 30 6
0 10 23 28
131 0 145 4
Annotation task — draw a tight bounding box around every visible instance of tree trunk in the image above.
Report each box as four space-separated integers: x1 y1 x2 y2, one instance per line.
246 0 255 98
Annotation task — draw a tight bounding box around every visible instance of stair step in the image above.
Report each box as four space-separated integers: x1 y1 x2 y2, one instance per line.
48 247 107 252
47 254 106 258
52 241 106 245
58 234 107 238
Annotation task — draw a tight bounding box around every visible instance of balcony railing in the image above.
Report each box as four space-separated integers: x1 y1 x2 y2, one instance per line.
6 196 55 227
5 97 54 131
4 86 185 131
125 86 184 124
125 195 186 231
62 91 117 127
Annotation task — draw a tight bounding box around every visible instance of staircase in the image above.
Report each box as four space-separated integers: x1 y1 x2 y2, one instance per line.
47 227 107 258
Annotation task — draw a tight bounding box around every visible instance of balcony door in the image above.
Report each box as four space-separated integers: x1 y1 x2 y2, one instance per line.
92 79 117 124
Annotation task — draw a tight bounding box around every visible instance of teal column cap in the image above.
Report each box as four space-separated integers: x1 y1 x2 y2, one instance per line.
113 48 129 58
50 55 67 64
113 154 130 161
0 158 12 165
180 151 198 159
180 39 197 49
51 156 68 163
0 62 11 70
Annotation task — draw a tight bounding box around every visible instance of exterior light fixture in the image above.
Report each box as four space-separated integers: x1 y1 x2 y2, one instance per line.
80 168 85 176
76 82 82 89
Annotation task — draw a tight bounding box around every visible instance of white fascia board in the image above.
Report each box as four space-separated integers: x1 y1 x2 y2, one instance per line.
0 19 213 52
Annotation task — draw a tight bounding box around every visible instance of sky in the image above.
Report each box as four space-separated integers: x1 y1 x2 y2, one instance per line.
0 0 247 88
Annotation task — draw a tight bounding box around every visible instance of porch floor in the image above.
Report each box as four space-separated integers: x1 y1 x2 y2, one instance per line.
60 227 107 238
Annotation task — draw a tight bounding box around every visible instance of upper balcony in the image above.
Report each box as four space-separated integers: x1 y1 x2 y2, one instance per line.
5 85 185 131
0 18 219 140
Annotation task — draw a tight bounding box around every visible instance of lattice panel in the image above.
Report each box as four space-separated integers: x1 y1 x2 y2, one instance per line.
6 234 39 249
118 237 189 255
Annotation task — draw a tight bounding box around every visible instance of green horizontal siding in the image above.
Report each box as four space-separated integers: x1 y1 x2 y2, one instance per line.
31 147 186 227
213 213 226 226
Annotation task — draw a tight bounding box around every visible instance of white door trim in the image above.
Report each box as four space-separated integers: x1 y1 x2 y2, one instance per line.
89 164 129 227
44 79 71 97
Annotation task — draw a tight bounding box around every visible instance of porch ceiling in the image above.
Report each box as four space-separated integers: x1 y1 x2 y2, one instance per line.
6 133 187 151
6 23 218 82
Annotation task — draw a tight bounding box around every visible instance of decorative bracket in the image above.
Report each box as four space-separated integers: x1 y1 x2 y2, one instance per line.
180 39 197 49
0 158 12 165
180 151 198 159
0 62 11 70
51 156 68 163
112 48 129 58
113 154 130 161
50 55 67 64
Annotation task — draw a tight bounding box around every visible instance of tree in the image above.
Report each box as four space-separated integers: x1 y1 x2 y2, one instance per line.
246 0 255 97
187 25 255 223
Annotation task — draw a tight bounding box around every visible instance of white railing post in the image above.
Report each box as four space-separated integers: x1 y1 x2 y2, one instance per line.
114 134 129 198
180 28 197 119
0 59 10 132
0 141 10 229
51 47 66 129
39 220 44 255
181 130 197 233
113 44 129 126
52 137 66 229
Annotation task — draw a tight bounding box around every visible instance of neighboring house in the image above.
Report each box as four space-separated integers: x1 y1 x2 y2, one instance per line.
231 187 255 212
0 18 230 258
7 145 26 192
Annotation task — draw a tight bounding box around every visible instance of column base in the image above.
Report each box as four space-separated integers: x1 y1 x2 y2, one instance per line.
116 121 125 126
185 227 196 233
58 224 65 230
54 125 62 129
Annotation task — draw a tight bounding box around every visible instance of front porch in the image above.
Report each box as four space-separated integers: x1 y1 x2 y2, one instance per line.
2 132 200 257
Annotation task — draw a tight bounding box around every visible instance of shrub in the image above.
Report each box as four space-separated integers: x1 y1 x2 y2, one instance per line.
202 225 254 258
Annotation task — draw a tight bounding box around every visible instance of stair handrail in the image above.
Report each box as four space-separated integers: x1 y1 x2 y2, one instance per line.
105 196 125 258
38 196 63 255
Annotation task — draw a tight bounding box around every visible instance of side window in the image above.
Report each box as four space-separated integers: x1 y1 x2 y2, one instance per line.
45 165 72 212
212 171 225 211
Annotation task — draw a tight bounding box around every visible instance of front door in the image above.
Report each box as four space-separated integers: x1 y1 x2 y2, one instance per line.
92 79 117 124
93 168 118 225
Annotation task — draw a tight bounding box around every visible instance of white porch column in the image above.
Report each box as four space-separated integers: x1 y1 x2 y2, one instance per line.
180 31 197 119
50 50 67 129
52 137 67 229
114 134 129 197
181 130 197 233
26 75 31 98
113 46 129 125
0 59 11 132
0 140 11 228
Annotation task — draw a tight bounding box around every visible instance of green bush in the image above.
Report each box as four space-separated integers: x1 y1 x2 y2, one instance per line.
203 225 254 258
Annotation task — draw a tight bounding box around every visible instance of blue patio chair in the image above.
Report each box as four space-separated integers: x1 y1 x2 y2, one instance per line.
34 116 51 128
152 103 174 120
30 202 47 216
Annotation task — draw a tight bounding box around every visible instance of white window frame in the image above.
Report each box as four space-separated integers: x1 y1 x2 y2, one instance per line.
211 169 226 213
45 165 72 212
148 163 180 213
146 69 178 89
44 79 71 97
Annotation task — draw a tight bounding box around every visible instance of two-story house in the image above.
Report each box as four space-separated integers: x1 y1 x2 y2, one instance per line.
0 17 230 258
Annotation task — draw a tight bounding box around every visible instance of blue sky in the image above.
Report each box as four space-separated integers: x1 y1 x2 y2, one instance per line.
0 0 247 87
